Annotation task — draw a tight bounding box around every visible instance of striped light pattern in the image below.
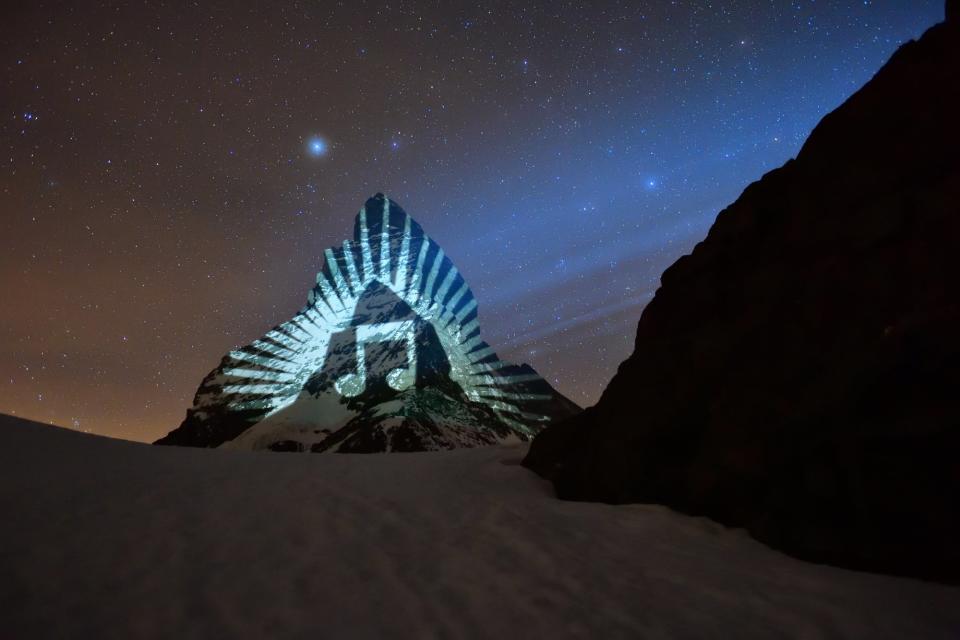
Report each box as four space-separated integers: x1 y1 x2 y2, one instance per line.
189 195 555 439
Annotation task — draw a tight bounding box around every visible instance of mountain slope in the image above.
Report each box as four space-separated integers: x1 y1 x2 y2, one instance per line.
3 413 960 639
525 12 960 582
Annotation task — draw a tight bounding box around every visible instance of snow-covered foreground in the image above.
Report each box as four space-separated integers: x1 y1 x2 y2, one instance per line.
2 415 958 639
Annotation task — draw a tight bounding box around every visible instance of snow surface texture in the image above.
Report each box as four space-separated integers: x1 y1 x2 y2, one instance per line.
2 414 959 639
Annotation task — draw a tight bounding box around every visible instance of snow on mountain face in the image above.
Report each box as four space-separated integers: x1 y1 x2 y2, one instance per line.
157 194 580 452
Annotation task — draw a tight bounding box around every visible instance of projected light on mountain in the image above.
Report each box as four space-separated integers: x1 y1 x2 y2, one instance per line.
158 194 579 452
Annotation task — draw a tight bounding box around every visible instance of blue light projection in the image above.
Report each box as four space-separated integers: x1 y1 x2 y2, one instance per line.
177 194 576 451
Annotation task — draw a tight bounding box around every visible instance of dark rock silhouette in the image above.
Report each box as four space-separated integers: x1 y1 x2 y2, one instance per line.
525 10 960 582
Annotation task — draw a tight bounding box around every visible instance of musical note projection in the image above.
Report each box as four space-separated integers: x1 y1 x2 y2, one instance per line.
334 320 417 397
156 194 581 452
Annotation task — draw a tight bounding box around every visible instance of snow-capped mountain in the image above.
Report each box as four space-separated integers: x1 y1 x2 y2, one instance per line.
157 194 580 452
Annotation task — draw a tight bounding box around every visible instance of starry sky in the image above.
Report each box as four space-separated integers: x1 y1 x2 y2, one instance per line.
0 1 945 442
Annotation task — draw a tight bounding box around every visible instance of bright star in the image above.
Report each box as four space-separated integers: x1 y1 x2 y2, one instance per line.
306 136 328 158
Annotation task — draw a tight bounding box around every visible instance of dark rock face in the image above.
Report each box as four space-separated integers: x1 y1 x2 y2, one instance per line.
158 194 580 452
525 16 960 582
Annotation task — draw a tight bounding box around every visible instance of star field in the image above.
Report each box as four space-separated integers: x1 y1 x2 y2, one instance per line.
0 1 944 441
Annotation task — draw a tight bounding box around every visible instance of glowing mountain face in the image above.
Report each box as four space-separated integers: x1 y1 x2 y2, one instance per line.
157 194 580 452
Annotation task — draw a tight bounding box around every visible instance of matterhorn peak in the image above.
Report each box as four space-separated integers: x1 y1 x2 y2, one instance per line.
157 195 580 452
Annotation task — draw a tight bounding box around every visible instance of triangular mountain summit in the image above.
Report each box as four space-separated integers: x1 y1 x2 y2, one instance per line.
157 194 580 452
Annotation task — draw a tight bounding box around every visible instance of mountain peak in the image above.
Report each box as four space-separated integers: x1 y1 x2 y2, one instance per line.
158 196 579 452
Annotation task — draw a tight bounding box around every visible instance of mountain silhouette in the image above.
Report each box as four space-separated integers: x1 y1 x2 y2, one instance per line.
526 6 960 582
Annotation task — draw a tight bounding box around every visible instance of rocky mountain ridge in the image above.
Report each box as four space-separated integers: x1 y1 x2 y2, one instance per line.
526 9 960 582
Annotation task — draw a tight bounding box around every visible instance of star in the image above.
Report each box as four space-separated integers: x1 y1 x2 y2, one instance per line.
306 136 328 158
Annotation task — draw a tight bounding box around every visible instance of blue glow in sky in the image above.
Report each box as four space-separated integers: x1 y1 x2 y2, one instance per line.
306 136 328 157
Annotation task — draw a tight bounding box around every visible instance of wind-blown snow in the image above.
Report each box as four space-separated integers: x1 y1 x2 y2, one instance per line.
1 414 958 639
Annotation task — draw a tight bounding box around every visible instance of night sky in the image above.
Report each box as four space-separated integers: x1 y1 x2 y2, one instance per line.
1 1 944 442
